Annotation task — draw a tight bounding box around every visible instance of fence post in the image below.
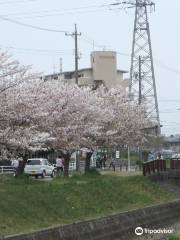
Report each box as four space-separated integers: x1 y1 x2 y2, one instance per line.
143 163 146 176
163 159 166 171
150 161 154 173
147 162 150 175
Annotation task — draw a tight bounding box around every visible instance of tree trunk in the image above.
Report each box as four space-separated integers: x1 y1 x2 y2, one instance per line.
85 152 93 172
63 152 71 177
76 152 80 172
16 153 28 176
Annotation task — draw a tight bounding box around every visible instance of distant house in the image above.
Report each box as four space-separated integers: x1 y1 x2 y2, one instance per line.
42 51 128 90
163 134 180 152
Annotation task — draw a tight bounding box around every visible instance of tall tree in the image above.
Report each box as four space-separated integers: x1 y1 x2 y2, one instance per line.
36 82 111 176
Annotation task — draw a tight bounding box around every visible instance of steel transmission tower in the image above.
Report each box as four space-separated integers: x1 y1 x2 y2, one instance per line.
128 0 160 134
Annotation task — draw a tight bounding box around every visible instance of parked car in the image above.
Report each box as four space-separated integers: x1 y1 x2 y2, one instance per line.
24 158 55 178
171 153 180 159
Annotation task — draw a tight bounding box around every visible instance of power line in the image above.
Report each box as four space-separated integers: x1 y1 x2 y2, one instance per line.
117 51 130 57
0 0 38 5
2 4 108 17
0 44 73 54
160 112 180 114
0 2 127 19
0 16 68 33
1 9 111 20
2 15 178 76
161 121 180 126
159 99 180 102
154 59 180 75
0 0 38 4
81 34 131 57
81 35 108 49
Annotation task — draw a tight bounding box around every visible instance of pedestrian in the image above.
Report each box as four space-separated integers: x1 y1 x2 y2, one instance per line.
11 158 19 176
99 156 103 168
157 152 162 160
102 154 107 169
56 155 64 176
96 155 101 168
109 158 116 172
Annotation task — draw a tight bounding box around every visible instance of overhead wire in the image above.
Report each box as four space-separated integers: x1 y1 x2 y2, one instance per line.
10 9 111 20
1 3 110 18
154 59 180 75
161 121 180 126
0 15 68 33
0 44 73 54
0 2 118 21
159 99 180 102
1 17 179 77
1 2 178 74
0 0 38 5
0 2 179 76
0 2 128 20
81 34 131 57
0 43 75 58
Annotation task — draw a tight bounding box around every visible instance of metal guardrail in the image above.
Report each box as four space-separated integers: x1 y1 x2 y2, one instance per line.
143 158 180 176
143 159 166 176
0 166 14 174
170 158 180 169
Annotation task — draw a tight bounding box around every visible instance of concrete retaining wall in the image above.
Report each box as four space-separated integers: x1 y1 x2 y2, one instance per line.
3 200 180 240
149 170 180 182
168 169 180 179
149 171 169 182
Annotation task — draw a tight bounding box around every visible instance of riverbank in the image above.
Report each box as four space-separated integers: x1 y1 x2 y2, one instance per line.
0 171 177 237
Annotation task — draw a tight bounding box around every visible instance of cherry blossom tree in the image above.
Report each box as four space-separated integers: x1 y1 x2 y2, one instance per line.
0 50 151 177
98 86 148 148
81 86 150 170
0 77 52 174
0 50 37 94
0 50 44 174
2 80 148 176
34 81 112 176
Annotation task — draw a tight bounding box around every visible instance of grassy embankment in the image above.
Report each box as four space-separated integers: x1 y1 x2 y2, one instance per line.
169 237 180 240
0 171 178 237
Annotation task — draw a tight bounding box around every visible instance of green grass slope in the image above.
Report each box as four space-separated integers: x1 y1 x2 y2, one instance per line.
0 172 177 237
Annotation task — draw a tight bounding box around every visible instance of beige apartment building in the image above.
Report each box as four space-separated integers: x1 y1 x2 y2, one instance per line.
43 51 128 90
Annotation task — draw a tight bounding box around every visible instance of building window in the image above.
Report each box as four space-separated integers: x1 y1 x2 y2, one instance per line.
78 74 84 78
64 73 73 79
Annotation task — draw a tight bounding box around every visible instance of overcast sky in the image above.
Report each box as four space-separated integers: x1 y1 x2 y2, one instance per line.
0 0 179 136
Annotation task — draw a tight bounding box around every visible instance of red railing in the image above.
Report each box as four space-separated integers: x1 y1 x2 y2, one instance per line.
143 159 166 176
143 158 180 176
170 159 180 169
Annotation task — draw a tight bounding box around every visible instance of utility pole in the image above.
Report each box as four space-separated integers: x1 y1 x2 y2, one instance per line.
138 55 143 167
60 57 63 74
128 146 131 171
109 1 160 134
66 24 81 85
59 57 63 80
129 0 161 135
138 56 142 105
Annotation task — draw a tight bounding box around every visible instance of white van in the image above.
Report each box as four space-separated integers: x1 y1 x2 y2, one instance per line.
24 158 55 178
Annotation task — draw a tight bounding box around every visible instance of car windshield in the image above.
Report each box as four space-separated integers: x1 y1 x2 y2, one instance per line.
27 160 41 165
